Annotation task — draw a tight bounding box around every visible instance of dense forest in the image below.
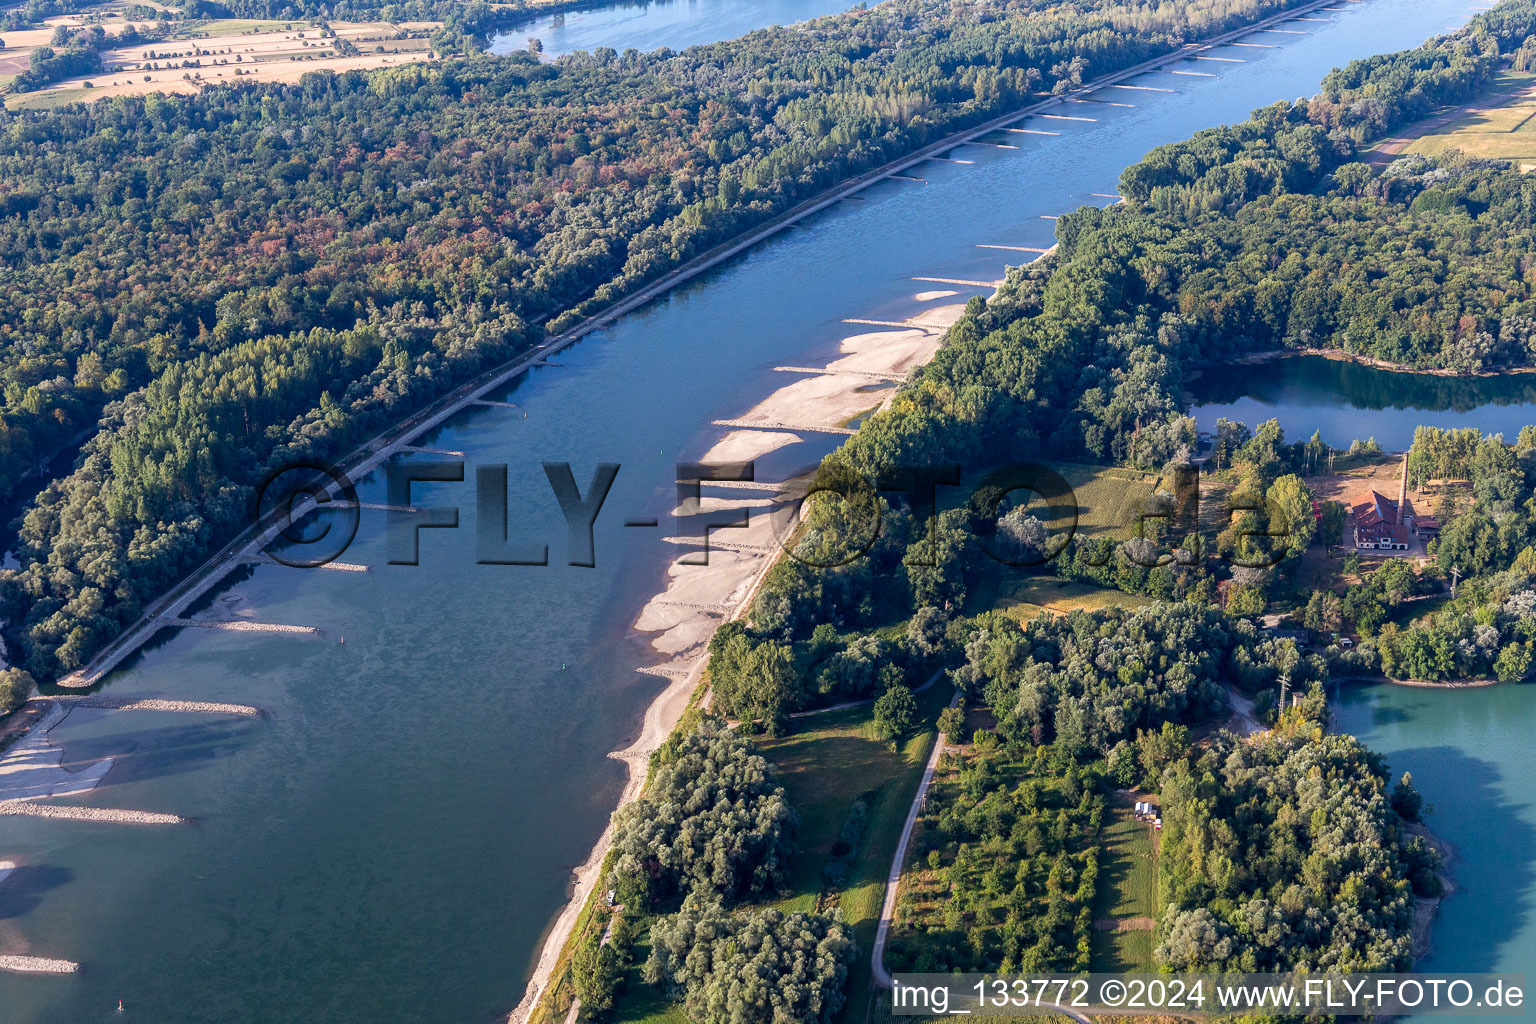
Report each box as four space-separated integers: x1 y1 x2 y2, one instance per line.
644 898 855 1024
1158 729 1439 971
0 0 1330 679
957 603 1231 750
608 718 797 908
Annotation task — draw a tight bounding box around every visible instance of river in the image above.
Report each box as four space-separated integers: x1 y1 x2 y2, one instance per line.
0 0 1491 1021
487 0 863 59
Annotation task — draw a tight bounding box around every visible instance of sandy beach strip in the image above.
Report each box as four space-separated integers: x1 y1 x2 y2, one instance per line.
509 292 978 1023
0 702 114 803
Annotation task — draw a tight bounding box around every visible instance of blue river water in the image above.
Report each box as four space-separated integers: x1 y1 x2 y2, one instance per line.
488 0 863 58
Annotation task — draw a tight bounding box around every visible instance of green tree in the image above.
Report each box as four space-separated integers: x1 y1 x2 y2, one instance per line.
1226 585 1266 617
872 683 917 746
1319 500 1348 553
571 931 622 1018
937 704 966 744
610 719 796 908
1266 474 1317 558
1303 590 1344 637
1392 772 1424 822
645 898 855 1024
1134 721 1189 787
1496 640 1533 682
0 668 33 715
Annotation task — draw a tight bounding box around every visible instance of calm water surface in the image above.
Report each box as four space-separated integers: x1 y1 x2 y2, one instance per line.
1191 355 1536 450
0 0 1494 1020
1335 682 1536 1023
488 0 860 59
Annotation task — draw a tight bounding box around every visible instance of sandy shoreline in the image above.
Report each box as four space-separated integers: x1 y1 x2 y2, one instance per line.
1409 822 1457 964
1337 673 1505 690
0 701 114 803
506 292 971 1023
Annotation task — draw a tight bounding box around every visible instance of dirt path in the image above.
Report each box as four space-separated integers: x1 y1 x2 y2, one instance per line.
1093 916 1155 931
1226 683 1266 736
870 689 959 992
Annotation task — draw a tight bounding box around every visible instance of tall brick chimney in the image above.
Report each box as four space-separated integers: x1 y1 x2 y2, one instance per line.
1398 452 1409 526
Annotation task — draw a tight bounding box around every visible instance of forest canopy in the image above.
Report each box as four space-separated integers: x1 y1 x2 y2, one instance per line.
1157 730 1438 972
608 718 797 908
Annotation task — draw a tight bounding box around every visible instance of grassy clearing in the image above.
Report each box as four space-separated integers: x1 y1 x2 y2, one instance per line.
608 932 690 1024
1410 134 1536 160
1089 798 1158 972
1097 929 1154 973
981 577 1157 622
1401 71 1536 163
1047 462 1162 540
1386 591 1454 628
757 683 952 1020
953 462 1167 622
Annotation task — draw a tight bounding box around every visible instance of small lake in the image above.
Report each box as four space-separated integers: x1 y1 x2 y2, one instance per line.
1334 680 1536 1024
488 0 861 59
1189 355 1536 450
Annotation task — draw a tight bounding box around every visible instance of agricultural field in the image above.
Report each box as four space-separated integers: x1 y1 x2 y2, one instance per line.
3 11 440 108
1395 70 1536 166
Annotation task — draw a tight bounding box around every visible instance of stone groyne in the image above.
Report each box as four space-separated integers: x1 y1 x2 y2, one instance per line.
56 696 263 716
0 955 81 974
0 800 187 825
163 618 320 636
